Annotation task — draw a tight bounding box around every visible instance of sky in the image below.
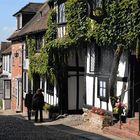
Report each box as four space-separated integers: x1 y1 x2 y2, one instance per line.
0 0 45 42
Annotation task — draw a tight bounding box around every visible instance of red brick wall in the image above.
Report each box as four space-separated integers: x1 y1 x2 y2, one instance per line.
11 95 17 112
11 42 23 111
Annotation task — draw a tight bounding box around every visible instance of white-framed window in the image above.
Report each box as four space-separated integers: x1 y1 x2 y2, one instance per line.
98 77 108 101
57 3 66 24
58 25 66 38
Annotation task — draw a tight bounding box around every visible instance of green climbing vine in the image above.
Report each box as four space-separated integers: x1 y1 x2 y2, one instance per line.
26 37 49 78
27 0 93 79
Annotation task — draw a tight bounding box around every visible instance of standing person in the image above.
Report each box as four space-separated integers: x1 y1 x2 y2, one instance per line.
25 90 33 120
32 89 44 122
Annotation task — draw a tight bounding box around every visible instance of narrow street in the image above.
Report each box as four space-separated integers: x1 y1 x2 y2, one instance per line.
0 112 113 140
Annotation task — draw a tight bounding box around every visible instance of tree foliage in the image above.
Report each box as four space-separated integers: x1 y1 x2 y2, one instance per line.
93 0 140 49
92 0 140 97
65 0 90 43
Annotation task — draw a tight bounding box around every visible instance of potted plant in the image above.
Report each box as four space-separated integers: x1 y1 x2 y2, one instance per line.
43 103 51 118
115 102 127 123
111 96 127 123
111 96 120 123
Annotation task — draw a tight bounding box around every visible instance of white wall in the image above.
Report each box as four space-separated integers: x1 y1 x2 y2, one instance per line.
117 52 128 104
86 76 93 106
44 78 58 106
85 47 129 111
23 43 29 70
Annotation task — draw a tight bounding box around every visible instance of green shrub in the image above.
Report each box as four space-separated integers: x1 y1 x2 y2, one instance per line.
0 99 3 109
43 103 59 113
43 103 50 112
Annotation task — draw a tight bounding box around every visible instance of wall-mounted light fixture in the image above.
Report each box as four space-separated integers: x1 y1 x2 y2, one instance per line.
14 51 19 57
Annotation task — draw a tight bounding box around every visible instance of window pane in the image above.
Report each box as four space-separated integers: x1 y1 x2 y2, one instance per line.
100 81 102 88
103 81 106 88
4 81 11 99
103 88 106 97
98 78 108 101
100 88 102 96
58 3 65 23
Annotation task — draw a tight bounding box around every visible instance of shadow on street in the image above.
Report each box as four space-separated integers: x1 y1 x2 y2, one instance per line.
0 114 113 140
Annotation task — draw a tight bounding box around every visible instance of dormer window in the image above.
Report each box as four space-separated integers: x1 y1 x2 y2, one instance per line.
17 14 22 30
57 3 66 24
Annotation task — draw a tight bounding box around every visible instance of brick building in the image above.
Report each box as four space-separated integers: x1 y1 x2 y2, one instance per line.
8 2 43 112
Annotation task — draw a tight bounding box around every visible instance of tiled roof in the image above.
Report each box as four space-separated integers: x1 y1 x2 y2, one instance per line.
13 3 43 16
8 2 49 40
0 42 11 52
1 46 11 55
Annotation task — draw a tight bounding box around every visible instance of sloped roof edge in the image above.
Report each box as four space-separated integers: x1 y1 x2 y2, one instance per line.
13 2 43 16
8 2 49 40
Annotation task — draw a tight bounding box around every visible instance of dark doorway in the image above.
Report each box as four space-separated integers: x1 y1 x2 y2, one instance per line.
131 55 140 113
133 56 140 112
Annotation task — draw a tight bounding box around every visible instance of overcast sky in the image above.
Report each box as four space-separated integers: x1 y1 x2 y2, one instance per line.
0 0 45 42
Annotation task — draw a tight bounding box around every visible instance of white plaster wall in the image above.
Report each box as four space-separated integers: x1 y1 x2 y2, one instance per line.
44 78 47 103
86 48 90 73
108 99 113 112
44 79 58 106
118 52 128 77
118 61 126 77
116 81 123 96
102 102 107 110
117 81 128 104
86 76 93 106
94 77 100 108
53 81 58 105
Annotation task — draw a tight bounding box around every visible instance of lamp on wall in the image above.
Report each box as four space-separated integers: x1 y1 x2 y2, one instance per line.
14 51 19 57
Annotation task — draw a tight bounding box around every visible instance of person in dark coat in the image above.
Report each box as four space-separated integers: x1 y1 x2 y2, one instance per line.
32 89 44 122
25 91 33 120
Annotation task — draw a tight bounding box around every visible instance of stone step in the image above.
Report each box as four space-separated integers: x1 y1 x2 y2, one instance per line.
103 126 140 140
113 119 139 134
103 117 140 139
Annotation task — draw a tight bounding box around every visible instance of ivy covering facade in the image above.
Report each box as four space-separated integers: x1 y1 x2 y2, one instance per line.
26 0 140 89
26 0 92 78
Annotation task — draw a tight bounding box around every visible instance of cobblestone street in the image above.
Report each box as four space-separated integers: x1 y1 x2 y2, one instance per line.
0 111 114 140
